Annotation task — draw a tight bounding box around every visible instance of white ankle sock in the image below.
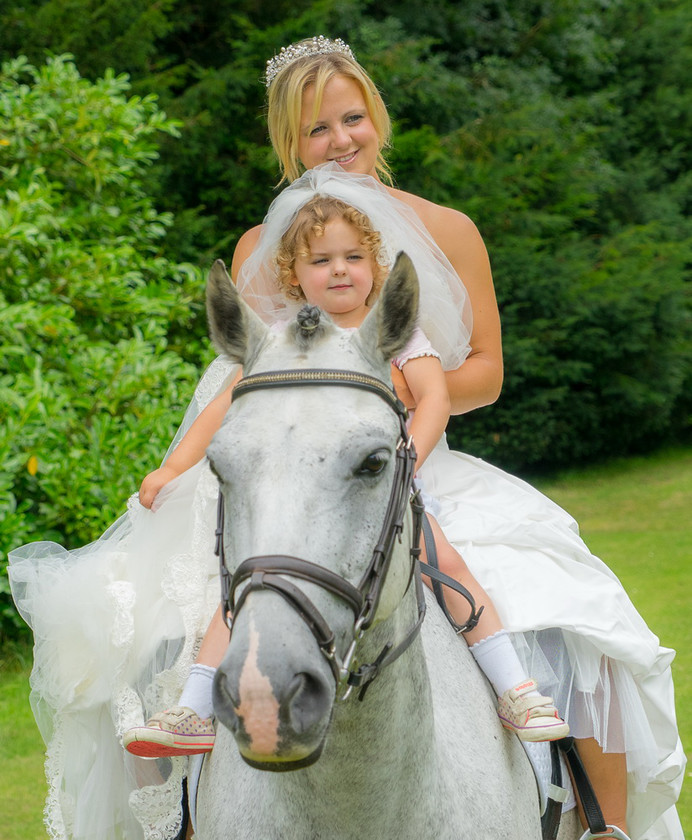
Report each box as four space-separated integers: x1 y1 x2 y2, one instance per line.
179 664 216 719
469 630 537 698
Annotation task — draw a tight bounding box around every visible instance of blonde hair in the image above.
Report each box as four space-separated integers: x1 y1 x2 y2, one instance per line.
275 196 388 305
267 45 392 185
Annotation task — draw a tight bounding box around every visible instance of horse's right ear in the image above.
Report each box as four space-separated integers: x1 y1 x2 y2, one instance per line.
206 260 269 364
356 252 419 365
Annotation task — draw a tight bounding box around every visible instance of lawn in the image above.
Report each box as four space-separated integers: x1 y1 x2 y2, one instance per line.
0 646 47 839
1 447 689 838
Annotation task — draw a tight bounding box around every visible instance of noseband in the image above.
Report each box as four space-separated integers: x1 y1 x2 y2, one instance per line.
214 368 426 701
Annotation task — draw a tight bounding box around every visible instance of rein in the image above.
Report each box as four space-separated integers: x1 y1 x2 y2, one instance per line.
214 368 426 701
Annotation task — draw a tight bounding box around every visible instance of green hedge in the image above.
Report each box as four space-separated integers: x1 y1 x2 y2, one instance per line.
0 56 211 639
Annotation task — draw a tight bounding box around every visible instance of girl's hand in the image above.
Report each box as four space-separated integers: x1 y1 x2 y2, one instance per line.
139 465 179 510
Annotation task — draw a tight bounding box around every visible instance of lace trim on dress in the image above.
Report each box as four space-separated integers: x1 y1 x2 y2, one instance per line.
394 349 441 369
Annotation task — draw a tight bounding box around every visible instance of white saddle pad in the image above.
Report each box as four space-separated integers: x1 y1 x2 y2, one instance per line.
522 740 577 816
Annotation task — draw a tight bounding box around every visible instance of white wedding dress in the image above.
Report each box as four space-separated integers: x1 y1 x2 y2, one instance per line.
9 165 685 840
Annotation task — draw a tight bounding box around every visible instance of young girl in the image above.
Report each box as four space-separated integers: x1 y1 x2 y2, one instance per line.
123 195 568 758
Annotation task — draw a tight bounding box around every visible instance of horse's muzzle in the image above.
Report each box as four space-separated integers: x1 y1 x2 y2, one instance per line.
212 609 336 770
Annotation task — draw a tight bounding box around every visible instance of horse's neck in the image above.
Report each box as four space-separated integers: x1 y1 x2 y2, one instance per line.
203 589 551 840
338 624 434 752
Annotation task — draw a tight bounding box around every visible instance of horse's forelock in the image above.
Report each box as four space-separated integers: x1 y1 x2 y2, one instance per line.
289 305 330 350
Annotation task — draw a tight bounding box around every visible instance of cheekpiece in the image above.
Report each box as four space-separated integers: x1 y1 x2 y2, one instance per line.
265 36 355 87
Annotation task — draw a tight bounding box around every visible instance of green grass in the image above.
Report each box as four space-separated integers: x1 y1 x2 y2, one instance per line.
1 447 689 838
0 646 48 839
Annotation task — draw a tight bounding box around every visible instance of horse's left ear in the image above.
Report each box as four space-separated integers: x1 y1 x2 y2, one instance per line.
206 259 269 364
358 251 419 364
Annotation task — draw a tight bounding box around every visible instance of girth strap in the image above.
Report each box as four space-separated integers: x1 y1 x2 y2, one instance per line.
542 737 632 840
541 741 567 840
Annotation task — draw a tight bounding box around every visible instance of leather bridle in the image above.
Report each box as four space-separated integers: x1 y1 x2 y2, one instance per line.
214 368 427 701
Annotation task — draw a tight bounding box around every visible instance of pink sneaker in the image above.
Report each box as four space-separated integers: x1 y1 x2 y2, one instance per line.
498 679 569 742
123 706 215 758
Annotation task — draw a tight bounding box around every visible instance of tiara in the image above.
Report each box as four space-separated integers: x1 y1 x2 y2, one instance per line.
265 36 355 87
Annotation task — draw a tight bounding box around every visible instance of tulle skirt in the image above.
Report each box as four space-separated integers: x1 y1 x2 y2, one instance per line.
9 460 221 839
8 358 238 840
8 359 685 839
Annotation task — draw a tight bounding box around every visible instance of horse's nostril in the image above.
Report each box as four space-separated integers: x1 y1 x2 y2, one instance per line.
287 671 332 735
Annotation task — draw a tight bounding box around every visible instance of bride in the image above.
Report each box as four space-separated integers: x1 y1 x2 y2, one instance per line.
8 35 684 840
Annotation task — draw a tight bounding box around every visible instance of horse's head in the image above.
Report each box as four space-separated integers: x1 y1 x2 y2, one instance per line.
205 254 422 770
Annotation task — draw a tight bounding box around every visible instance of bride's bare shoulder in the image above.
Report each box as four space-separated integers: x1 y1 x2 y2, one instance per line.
231 224 263 282
386 186 485 256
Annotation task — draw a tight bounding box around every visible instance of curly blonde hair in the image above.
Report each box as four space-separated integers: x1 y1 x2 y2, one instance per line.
267 45 392 185
276 196 388 305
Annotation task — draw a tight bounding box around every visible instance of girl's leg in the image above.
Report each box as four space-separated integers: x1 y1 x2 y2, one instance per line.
194 604 231 667
422 514 502 645
123 607 230 757
423 514 568 742
175 606 230 716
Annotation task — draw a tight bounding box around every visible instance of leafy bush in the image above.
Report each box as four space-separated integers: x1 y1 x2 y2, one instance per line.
386 49 691 470
0 56 210 639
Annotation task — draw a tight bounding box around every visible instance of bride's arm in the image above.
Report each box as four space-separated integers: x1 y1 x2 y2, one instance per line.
427 204 503 416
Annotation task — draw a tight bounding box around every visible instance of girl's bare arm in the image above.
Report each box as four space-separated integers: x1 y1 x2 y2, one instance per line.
398 355 451 471
139 371 241 508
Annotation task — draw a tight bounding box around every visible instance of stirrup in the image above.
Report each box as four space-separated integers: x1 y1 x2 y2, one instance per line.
579 829 631 840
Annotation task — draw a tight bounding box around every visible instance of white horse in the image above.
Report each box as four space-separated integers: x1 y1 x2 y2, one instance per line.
196 256 580 840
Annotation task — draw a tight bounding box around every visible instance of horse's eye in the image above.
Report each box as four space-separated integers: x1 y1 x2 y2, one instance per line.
357 452 388 476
